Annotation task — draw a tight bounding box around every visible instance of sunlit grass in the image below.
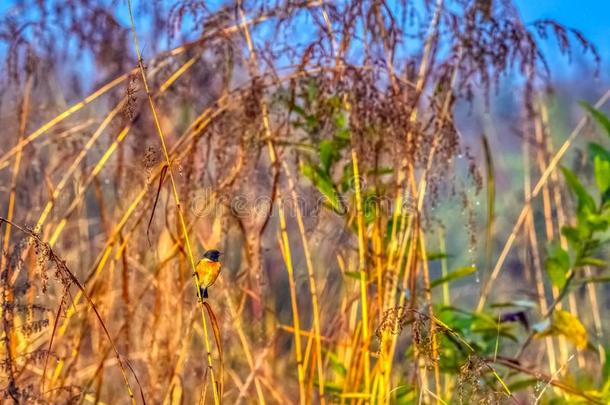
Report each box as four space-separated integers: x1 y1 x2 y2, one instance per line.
0 1 609 404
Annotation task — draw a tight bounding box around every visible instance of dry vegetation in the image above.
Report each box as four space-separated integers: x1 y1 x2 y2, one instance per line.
0 0 609 404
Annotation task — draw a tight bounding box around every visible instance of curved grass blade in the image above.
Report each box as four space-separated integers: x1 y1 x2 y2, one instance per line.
147 164 168 247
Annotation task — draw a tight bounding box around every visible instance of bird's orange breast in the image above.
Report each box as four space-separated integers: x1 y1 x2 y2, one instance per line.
196 259 222 287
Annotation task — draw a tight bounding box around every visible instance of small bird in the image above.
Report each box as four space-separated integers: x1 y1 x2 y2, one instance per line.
194 250 222 299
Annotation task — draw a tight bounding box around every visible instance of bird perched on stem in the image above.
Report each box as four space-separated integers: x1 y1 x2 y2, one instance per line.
194 250 222 299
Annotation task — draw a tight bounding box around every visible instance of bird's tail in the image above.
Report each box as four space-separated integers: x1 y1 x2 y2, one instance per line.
201 287 209 299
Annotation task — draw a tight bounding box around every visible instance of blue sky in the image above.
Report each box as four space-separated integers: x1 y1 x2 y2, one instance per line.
515 0 610 70
516 0 610 45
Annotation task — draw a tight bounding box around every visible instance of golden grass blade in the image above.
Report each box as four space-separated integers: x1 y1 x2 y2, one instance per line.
34 98 127 232
0 76 33 373
0 73 133 171
147 164 169 247
125 2 220 403
1 218 145 404
351 149 370 399
277 198 307 404
280 160 326 400
40 294 65 394
203 302 224 400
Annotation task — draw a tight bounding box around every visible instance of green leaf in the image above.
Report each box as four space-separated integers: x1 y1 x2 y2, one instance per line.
306 79 318 104
367 167 394 176
561 226 581 248
536 309 588 349
362 193 379 225
545 244 570 288
581 101 610 138
471 325 519 342
334 113 349 132
426 251 449 261
603 348 610 381
300 162 345 214
343 271 367 281
561 166 597 213
385 215 403 241
321 382 342 393
430 265 476 288
589 142 610 162
319 140 336 174
581 276 610 284
291 103 308 118
594 155 610 194
391 385 416 405
585 212 610 231
327 351 347 377
508 378 538 392
306 115 319 131
340 162 354 193
576 257 607 267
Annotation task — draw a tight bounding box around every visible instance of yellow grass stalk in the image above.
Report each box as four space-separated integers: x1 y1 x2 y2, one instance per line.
404 60 457 403
2 218 143 403
219 284 267 405
539 105 586 368
51 105 221 352
34 98 126 232
236 3 328 402
524 124 560 378
351 149 371 399
47 56 197 245
1 76 32 268
277 198 307 405
0 74 33 381
161 308 198 405
48 125 131 245
126 1 220 403
437 229 454 398
384 189 403 305
298 335 313 381
0 73 132 171
46 58 201 352
372 213 384 316
541 105 606 368
343 319 363 400
418 229 441 402
281 160 326 400
382 172 419 403
532 110 567 369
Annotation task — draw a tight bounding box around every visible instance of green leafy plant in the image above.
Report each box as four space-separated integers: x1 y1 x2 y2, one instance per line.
544 104 610 312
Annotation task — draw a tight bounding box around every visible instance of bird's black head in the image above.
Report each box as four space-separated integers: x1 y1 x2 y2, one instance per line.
203 249 222 262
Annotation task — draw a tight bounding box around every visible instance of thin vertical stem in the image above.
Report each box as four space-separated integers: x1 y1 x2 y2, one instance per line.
125 2 220 403
418 230 441 403
352 149 370 399
277 198 307 405
525 121 559 376
281 161 326 402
